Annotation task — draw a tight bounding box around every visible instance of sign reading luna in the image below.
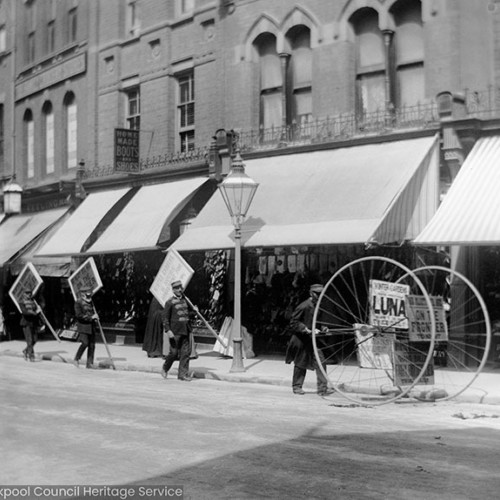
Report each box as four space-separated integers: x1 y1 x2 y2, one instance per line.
114 128 139 173
369 280 410 330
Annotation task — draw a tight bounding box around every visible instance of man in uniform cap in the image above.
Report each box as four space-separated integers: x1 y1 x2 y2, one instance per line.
285 284 334 396
73 286 99 368
19 289 42 362
161 280 193 381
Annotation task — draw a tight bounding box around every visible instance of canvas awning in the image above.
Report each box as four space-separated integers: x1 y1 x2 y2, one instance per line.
172 135 439 251
414 136 500 246
36 187 132 257
84 177 208 254
9 209 74 277
0 207 70 266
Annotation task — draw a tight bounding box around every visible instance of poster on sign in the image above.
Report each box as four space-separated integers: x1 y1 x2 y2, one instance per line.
150 249 194 306
354 324 394 370
393 342 434 386
68 257 103 301
369 280 409 330
406 294 448 342
9 262 44 313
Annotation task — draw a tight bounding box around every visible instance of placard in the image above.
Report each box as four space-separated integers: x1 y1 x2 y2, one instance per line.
114 128 140 173
354 324 394 370
68 257 103 301
393 342 434 386
406 294 448 341
9 263 44 313
150 249 194 306
369 279 410 330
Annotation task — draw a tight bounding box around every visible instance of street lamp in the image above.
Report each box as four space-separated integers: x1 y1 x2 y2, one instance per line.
218 150 259 372
2 176 23 215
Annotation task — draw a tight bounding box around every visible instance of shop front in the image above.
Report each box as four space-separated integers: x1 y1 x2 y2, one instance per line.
172 135 440 354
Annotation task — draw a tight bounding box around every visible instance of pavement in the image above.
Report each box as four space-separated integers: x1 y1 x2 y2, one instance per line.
2 337 500 405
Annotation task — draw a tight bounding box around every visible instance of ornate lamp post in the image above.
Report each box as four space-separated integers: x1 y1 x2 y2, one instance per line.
218 150 259 372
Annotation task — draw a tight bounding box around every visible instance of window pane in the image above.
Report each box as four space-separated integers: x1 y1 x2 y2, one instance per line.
358 73 385 113
67 102 77 168
294 90 312 119
46 112 55 174
354 13 384 68
291 29 312 87
262 92 282 129
394 2 423 64
398 65 425 106
27 120 34 178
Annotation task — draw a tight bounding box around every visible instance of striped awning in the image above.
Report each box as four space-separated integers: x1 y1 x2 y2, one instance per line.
414 136 500 245
172 135 439 251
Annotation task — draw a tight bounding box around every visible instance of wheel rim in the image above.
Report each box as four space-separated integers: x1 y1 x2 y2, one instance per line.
312 256 436 406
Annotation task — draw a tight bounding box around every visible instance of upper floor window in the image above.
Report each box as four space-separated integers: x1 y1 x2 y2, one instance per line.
64 93 78 170
24 110 35 179
126 89 141 130
254 33 282 130
25 1 36 64
43 102 55 175
68 6 78 43
391 0 424 107
177 72 195 152
351 8 385 116
127 0 140 36
287 26 312 127
179 0 195 16
0 25 6 53
47 20 55 53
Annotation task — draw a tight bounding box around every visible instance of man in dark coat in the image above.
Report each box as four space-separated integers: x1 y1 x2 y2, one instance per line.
19 290 41 362
161 281 193 381
285 283 333 396
142 297 164 358
73 287 98 368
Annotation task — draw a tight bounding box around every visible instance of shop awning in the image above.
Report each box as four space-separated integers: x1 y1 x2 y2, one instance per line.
414 136 500 246
0 207 70 266
85 177 209 254
36 187 132 257
172 135 439 251
9 209 74 277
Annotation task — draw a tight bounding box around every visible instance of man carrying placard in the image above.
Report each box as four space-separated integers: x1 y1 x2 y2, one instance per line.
19 289 42 362
73 287 99 369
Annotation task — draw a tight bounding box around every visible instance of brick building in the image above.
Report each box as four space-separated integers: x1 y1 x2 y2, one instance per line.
1 0 500 356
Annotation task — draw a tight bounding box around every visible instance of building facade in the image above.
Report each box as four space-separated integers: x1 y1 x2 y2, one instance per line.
1 0 500 355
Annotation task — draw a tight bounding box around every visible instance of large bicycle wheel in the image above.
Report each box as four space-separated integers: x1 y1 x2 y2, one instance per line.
399 266 491 402
312 256 436 406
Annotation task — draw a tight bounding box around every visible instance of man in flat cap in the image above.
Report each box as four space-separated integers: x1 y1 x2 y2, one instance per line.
73 286 99 368
285 283 333 396
161 280 193 381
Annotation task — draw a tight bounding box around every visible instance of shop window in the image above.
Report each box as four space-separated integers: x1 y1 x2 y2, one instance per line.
177 72 195 152
43 102 55 175
24 110 35 179
126 88 141 130
64 93 77 170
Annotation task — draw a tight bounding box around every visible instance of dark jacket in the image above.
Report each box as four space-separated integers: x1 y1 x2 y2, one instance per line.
20 297 39 328
285 297 316 370
75 298 96 335
162 295 191 336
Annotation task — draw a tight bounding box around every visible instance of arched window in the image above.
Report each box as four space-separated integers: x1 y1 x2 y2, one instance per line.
391 0 424 107
64 93 77 170
350 8 386 116
254 33 282 130
287 25 312 127
43 101 55 175
24 110 35 179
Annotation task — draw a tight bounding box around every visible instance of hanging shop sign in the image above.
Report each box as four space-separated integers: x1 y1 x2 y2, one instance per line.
406 295 448 342
68 257 103 301
114 128 140 173
150 249 194 307
8 262 43 313
369 280 410 330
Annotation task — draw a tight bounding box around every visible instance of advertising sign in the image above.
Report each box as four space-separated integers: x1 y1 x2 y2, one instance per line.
369 280 410 330
406 295 448 342
393 342 434 386
9 263 44 313
114 128 139 173
150 249 194 307
354 324 394 370
68 257 103 301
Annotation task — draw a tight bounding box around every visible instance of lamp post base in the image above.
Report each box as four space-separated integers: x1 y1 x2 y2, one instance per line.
230 339 245 373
